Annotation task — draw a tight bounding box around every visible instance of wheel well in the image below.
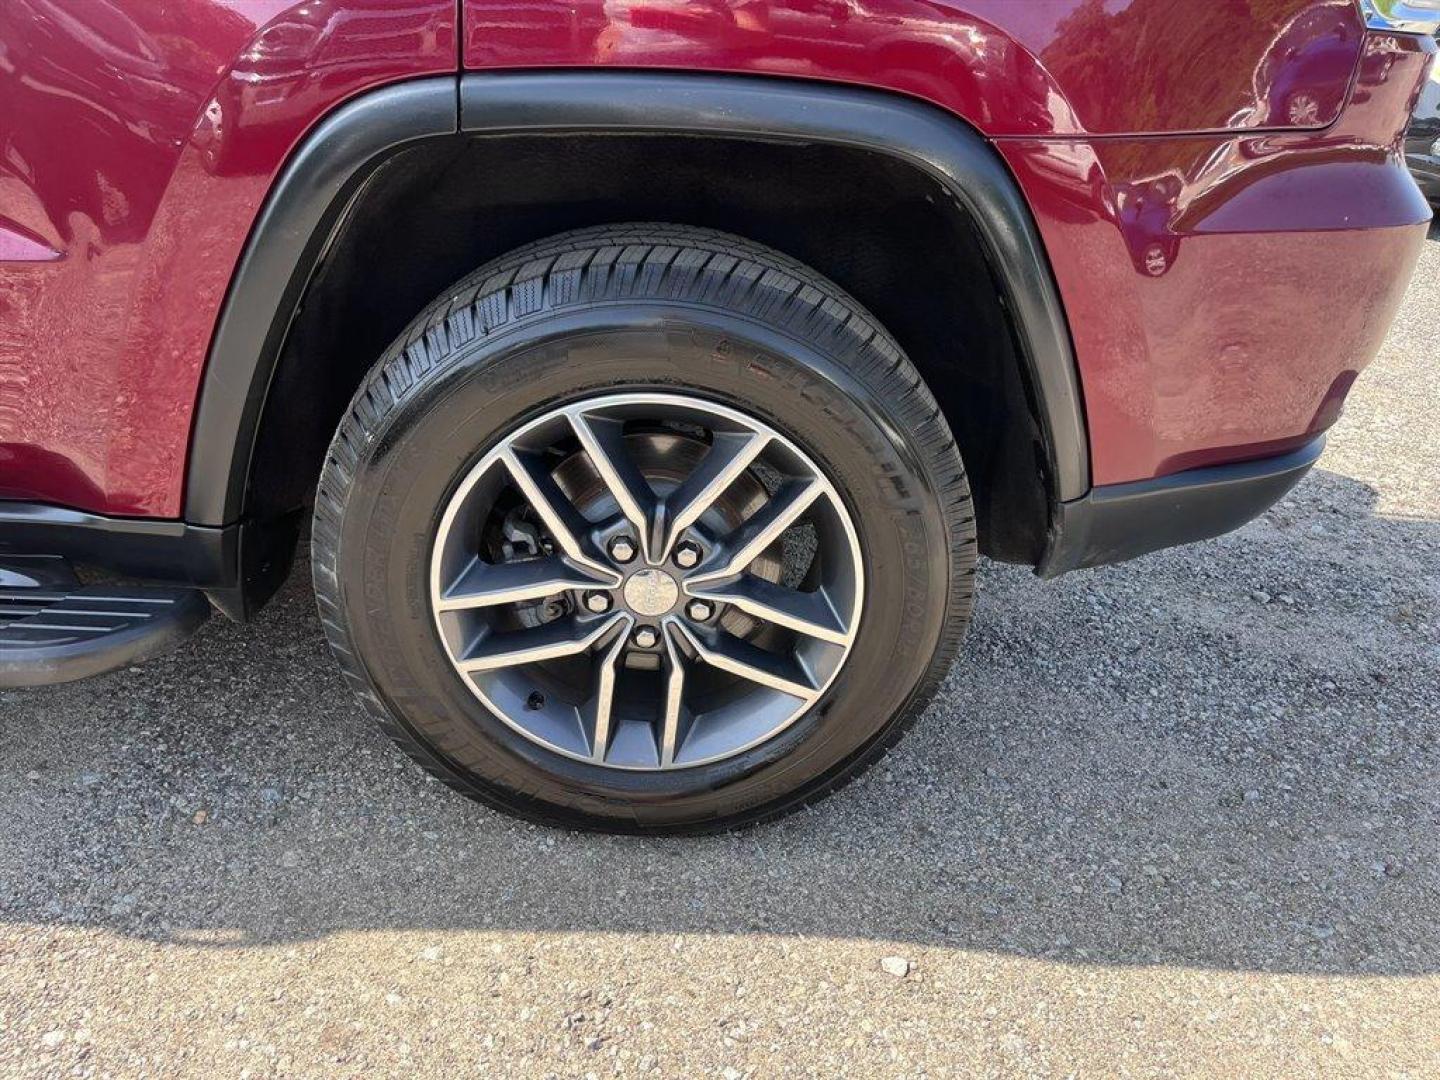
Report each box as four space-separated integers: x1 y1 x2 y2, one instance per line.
248 132 1053 568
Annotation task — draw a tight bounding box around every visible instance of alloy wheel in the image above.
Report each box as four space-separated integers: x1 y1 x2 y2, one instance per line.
429 392 863 769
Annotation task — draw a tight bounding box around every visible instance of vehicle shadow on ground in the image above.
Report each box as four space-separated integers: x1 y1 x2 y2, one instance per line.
1 466 1436 976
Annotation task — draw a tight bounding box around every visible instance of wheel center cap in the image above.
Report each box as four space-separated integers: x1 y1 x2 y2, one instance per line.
623 568 679 617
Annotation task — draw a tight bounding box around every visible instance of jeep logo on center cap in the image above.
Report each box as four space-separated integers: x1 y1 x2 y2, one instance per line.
623 568 680 617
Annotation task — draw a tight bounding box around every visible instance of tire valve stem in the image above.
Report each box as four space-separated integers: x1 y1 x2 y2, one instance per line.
525 691 546 711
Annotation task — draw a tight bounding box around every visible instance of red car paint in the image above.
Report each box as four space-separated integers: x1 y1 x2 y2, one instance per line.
0 0 1431 515
0 0 456 516
464 0 1368 136
1001 31 1434 483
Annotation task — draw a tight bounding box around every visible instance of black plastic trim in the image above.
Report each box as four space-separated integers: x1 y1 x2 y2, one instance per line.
1037 435 1326 578
0 504 299 622
458 72 1089 502
184 77 459 526
0 502 237 587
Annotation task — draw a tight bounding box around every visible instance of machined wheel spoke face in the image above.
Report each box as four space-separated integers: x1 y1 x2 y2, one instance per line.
501 448 614 579
686 478 823 585
658 625 689 768
672 620 818 702
436 556 613 612
586 619 633 764
568 410 660 560
686 573 848 645
657 431 769 561
431 392 863 771
459 615 622 673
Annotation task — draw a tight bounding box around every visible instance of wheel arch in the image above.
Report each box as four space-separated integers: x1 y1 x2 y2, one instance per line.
187 72 1089 614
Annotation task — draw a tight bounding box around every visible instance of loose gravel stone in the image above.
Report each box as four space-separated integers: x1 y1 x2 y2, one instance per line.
880 956 911 978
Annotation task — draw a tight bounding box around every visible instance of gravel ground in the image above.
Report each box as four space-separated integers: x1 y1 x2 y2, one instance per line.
2 227 1438 1079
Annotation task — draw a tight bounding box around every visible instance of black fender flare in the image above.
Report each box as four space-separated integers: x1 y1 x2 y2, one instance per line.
187 71 1089 532
185 78 458 527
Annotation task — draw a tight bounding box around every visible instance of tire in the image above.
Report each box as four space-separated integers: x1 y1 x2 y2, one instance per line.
312 224 975 833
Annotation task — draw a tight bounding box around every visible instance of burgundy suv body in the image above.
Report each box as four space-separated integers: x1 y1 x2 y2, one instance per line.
0 1 1432 830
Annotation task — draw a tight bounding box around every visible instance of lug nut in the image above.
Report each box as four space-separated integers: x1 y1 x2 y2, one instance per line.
685 599 714 622
673 540 702 569
584 591 612 614
631 625 659 649
608 535 637 563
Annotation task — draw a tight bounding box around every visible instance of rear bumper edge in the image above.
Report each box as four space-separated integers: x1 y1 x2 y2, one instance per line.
1037 435 1326 578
